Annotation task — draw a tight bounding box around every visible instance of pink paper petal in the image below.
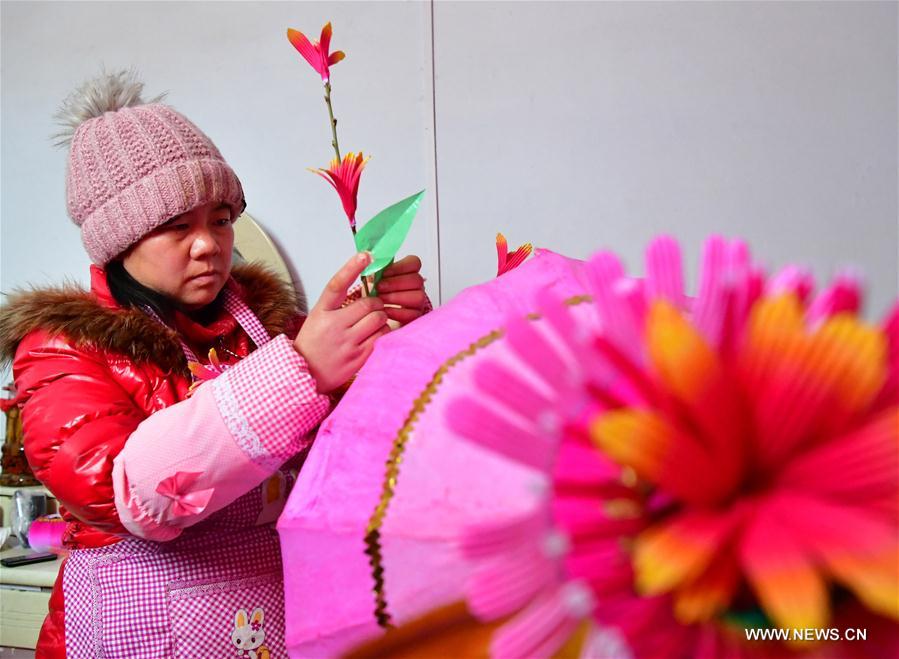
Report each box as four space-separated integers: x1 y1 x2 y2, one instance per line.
446 396 555 471
645 235 685 308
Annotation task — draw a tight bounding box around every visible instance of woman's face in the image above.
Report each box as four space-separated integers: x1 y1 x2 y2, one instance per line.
123 201 235 310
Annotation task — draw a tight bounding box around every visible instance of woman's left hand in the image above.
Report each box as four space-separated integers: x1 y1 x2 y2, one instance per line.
375 255 428 325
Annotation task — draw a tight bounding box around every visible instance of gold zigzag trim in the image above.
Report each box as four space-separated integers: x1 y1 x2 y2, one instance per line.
363 294 592 628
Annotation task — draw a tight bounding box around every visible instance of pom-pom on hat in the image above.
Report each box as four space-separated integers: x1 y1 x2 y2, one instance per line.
55 69 245 265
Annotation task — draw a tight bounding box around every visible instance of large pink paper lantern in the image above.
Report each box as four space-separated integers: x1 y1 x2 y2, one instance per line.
277 250 588 657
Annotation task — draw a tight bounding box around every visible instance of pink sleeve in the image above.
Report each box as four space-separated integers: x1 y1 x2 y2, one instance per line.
112 334 331 541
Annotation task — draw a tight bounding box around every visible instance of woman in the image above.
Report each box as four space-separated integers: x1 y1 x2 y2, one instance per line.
0 70 428 658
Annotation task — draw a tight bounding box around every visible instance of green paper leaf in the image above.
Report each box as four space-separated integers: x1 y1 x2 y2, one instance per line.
368 258 392 296
354 190 424 277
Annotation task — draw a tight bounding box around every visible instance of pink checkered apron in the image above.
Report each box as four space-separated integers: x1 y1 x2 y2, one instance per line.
63 290 296 658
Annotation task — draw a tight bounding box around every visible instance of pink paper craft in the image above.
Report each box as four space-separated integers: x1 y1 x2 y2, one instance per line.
279 238 899 658
276 249 590 657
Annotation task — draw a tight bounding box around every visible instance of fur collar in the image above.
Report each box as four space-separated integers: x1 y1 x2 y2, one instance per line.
0 264 300 375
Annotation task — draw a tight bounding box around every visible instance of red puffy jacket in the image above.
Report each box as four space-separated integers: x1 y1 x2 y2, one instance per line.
0 264 304 658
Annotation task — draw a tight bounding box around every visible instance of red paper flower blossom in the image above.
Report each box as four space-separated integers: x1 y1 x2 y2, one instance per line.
287 22 345 84
312 152 369 230
496 233 533 276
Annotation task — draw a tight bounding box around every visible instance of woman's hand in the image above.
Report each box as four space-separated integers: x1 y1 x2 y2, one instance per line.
376 255 428 325
295 252 390 393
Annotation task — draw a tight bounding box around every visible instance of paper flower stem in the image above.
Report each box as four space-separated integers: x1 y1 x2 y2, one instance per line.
324 82 341 162
352 225 372 297
323 81 371 296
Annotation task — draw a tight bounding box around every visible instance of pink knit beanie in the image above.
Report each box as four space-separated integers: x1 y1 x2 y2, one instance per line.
55 70 245 265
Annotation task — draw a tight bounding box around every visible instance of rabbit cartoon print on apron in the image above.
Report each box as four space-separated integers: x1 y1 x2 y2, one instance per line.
231 607 271 658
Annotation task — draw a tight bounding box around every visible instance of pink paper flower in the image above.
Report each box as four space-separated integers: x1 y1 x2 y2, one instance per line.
312 152 369 230
287 22 345 84
448 236 899 657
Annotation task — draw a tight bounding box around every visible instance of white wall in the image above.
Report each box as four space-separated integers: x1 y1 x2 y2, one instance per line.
432 1 898 316
3 1 897 319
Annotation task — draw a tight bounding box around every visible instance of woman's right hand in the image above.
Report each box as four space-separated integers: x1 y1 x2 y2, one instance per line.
295 252 390 393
